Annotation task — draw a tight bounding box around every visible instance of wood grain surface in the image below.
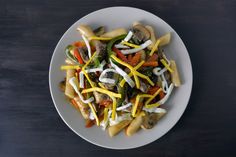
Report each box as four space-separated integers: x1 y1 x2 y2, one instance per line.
0 0 236 156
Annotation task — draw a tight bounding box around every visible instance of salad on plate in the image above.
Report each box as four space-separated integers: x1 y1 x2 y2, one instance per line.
59 22 181 137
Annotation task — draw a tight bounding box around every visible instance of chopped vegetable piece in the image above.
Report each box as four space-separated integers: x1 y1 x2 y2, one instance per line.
88 102 100 126
121 41 141 48
159 83 174 105
121 40 152 55
82 52 98 88
85 119 95 128
89 36 112 41
128 54 132 63
107 34 127 58
158 33 171 46
74 41 86 47
60 65 81 70
100 100 112 107
145 25 157 50
65 69 75 98
144 103 161 109
116 103 132 111
93 26 105 36
82 87 121 98
65 45 78 63
145 88 163 105
98 82 106 89
130 52 141 66
101 28 127 38
117 84 127 107
111 55 154 88
170 60 181 87
160 59 173 73
112 47 128 62
126 111 144 136
108 120 131 137
123 31 133 42
119 61 144 87
110 59 135 87
69 77 94 104
74 48 84 64
149 40 160 56
111 96 117 120
142 61 158 67
103 108 109 122
132 94 152 117
81 35 92 58
147 53 158 62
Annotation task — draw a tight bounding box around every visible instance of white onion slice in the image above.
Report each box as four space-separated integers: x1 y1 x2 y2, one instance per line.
116 103 132 111
85 68 103 73
69 77 94 104
110 59 135 87
143 107 167 113
89 111 95 120
81 35 91 58
123 31 133 42
100 60 106 67
161 74 169 93
99 68 118 84
159 83 174 104
121 40 152 55
114 44 129 49
79 71 84 88
153 67 167 76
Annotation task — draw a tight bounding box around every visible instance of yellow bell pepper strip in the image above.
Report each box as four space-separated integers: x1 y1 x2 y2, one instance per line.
98 83 106 89
121 41 141 48
135 72 155 86
81 52 97 88
160 59 174 73
119 61 144 87
88 36 112 41
82 86 120 121
111 55 154 88
82 51 97 70
82 70 95 88
149 39 160 56
144 102 161 109
145 88 163 106
88 102 100 126
111 96 117 120
132 94 152 117
103 108 109 122
82 87 121 98
60 65 81 70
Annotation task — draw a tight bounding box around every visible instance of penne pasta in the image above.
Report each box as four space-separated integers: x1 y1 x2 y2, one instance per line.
108 120 131 137
170 60 181 87
158 32 171 46
65 69 75 98
100 28 127 38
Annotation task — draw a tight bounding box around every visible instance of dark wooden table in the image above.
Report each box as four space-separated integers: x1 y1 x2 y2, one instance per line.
1 0 236 156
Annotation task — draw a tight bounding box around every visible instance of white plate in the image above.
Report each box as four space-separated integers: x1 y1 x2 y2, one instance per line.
49 7 192 149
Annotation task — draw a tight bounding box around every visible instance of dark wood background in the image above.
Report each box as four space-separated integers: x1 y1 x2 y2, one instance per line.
1 0 236 156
